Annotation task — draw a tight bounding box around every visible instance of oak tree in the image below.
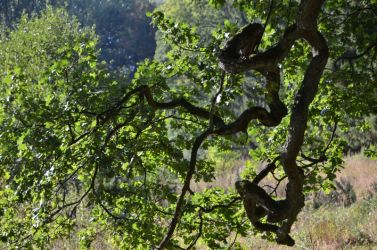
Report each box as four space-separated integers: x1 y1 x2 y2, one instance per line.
0 0 376 249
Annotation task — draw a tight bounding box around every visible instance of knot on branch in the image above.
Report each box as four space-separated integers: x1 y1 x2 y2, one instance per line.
219 23 264 73
235 180 294 246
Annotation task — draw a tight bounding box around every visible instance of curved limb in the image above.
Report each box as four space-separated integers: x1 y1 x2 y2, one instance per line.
217 0 328 246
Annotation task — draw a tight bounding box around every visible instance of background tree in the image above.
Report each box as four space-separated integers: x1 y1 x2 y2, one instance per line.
0 8 124 247
66 0 156 70
0 0 156 71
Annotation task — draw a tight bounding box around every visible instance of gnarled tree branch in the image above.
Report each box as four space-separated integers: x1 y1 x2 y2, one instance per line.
131 0 329 248
217 0 328 246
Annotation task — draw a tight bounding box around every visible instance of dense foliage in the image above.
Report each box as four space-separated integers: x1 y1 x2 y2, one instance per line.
0 0 376 249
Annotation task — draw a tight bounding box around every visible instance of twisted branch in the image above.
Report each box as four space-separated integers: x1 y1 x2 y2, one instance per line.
217 0 329 246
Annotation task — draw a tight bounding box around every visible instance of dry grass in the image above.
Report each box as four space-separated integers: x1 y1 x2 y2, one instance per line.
338 154 377 198
193 154 377 197
235 195 377 250
192 163 243 192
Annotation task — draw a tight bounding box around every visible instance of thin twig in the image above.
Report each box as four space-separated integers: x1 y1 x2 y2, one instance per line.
227 230 239 250
322 121 338 154
256 0 274 52
209 71 226 130
252 156 280 184
186 210 203 249
200 196 241 213
334 40 377 67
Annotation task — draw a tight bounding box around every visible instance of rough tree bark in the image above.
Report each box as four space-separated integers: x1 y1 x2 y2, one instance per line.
229 0 329 245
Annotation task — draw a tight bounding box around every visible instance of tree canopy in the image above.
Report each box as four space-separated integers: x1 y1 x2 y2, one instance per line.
0 0 376 249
